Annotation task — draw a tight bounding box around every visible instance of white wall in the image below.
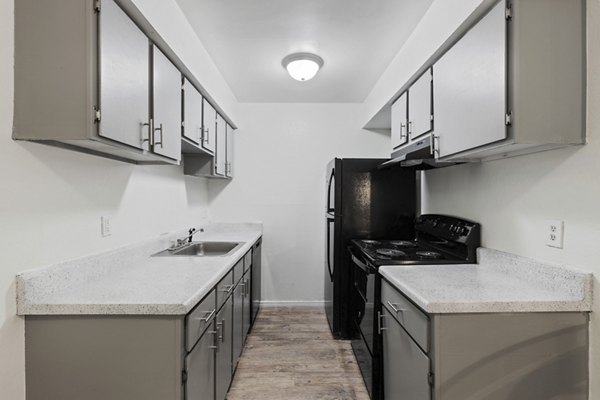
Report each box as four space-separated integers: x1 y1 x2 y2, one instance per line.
0 0 236 397
208 103 389 303
360 0 486 127
420 0 600 396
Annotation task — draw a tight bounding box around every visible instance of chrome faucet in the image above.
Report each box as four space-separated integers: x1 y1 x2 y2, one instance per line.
169 228 204 251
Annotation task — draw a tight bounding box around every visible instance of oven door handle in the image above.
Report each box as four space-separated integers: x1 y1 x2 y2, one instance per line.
349 249 370 273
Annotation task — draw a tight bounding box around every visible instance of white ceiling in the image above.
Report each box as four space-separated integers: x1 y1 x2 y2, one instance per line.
175 0 434 103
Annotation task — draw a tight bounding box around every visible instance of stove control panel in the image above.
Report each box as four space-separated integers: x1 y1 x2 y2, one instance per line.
415 214 480 245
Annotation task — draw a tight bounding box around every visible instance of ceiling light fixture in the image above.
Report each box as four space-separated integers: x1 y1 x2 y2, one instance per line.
282 53 324 82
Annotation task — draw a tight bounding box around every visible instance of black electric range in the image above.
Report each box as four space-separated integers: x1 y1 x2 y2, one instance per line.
349 214 481 400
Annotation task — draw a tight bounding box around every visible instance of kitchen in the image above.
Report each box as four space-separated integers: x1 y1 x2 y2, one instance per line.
0 0 599 399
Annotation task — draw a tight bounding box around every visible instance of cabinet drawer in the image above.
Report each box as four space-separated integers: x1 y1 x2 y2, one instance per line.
186 289 216 352
216 269 234 310
233 259 244 284
243 250 252 273
381 279 429 352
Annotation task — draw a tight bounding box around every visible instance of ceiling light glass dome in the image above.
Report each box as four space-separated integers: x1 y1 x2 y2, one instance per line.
282 53 324 82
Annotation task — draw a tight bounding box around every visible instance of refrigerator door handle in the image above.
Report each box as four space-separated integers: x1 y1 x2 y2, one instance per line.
326 168 335 213
326 219 334 281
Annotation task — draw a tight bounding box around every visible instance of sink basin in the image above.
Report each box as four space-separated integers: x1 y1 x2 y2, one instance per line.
154 241 243 257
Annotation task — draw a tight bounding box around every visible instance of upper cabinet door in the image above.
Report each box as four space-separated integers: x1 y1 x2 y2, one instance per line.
226 124 233 178
183 79 203 145
408 68 433 141
152 46 182 162
202 99 216 154
434 2 506 159
99 0 150 150
215 114 227 176
391 92 408 151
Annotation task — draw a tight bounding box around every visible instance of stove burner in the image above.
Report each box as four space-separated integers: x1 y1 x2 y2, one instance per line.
362 240 382 245
376 248 407 257
390 240 417 248
416 251 443 259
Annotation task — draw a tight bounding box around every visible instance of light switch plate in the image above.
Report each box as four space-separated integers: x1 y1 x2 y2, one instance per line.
546 220 564 248
101 215 112 237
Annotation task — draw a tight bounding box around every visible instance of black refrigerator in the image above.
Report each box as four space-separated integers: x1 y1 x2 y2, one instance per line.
324 158 416 339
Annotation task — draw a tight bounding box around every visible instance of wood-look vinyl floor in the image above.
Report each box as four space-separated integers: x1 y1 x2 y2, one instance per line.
228 307 370 400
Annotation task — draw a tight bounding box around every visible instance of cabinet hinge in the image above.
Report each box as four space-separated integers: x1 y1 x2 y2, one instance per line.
505 112 512 126
93 107 101 123
505 5 512 20
428 372 435 386
94 0 101 13
181 370 188 384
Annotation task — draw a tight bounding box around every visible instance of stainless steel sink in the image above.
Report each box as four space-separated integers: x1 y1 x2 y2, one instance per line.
154 241 243 257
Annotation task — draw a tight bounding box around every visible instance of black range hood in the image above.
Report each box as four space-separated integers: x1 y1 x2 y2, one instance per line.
379 135 462 170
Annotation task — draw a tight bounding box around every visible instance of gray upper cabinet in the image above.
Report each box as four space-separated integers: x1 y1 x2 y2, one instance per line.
152 46 182 162
202 99 217 154
215 115 227 177
391 92 408 151
226 124 234 178
432 0 585 161
183 79 203 145
14 0 236 167
99 0 151 152
434 2 506 159
408 68 433 141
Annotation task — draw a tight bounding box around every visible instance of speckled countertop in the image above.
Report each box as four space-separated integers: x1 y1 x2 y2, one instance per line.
379 248 593 314
16 223 262 315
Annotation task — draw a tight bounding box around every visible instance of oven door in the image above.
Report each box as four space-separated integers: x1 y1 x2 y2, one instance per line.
350 247 377 398
352 250 376 353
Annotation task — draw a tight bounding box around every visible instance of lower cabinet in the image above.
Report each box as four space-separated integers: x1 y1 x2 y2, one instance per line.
232 272 245 364
24 238 262 400
185 321 216 400
379 279 589 400
381 307 431 400
215 295 233 400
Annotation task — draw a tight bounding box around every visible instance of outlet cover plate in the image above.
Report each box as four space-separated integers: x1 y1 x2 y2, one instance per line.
101 215 112 237
546 220 564 248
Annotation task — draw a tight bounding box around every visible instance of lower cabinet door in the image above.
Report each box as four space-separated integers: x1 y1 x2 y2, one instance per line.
382 308 431 400
185 322 216 400
232 281 244 366
242 273 251 342
216 296 233 400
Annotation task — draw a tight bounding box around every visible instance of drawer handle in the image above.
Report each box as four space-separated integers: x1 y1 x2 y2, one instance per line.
387 301 406 314
219 284 234 294
196 309 216 322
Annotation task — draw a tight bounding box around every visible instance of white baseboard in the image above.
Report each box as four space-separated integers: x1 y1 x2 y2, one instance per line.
259 300 325 307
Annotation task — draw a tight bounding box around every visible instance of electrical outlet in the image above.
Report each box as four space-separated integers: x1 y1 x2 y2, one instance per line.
546 220 564 248
101 215 112 237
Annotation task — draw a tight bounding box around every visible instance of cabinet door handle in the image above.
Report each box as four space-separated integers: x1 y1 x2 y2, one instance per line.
378 312 387 334
203 126 209 144
153 123 164 148
408 121 413 137
245 278 250 298
197 309 216 322
400 123 407 140
141 120 152 147
207 330 218 350
430 134 439 156
216 318 226 343
387 301 406 314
